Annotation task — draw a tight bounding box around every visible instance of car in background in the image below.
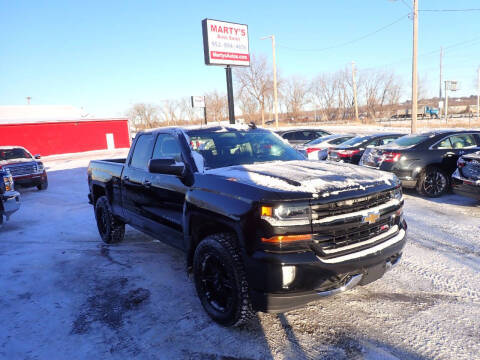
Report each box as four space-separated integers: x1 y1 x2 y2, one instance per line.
359 130 480 197
298 134 355 160
276 128 331 147
0 168 21 225
452 151 480 200
0 146 48 190
328 133 403 165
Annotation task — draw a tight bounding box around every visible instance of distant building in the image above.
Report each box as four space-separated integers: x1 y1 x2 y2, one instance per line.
0 105 130 156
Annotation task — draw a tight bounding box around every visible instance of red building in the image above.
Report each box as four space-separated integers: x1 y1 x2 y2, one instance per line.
0 106 131 156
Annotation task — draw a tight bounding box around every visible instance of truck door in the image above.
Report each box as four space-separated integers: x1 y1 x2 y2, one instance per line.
121 133 155 226
142 133 187 249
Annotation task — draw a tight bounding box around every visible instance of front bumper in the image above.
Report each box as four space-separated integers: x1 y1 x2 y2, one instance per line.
13 171 47 187
2 191 21 219
246 220 407 313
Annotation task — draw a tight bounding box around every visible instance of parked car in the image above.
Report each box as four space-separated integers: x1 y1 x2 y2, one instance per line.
0 168 21 225
452 151 480 200
359 130 480 197
328 133 403 165
0 146 48 190
88 125 407 326
276 128 331 146
298 134 355 160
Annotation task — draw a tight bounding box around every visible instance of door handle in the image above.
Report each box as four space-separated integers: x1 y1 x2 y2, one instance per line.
143 180 152 188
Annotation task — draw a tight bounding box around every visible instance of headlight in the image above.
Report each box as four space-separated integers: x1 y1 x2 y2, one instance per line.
393 186 403 201
37 162 44 172
261 203 310 226
3 173 14 191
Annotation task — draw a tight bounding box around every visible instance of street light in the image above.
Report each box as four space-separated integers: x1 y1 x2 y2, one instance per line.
261 35 279 129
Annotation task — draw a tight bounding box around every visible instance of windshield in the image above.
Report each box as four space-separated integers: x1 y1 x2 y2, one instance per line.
391 135 428 148
339 136 371 148
187 130 304 169
0 148 32 161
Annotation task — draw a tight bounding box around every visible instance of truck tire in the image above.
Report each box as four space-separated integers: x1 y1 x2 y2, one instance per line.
416 167 449 198
94 196 125 244
37 179 48 191
193 233 254 327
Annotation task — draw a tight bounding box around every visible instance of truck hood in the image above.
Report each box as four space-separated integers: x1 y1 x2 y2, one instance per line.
205 160 397 198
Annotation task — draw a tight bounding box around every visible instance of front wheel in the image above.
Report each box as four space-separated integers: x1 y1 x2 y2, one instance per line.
94 196 125 243
37 178 48 190
417 167 449 197
193 233 254 327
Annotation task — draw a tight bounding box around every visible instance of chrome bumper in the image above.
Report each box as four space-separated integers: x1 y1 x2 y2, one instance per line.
2 191 21 219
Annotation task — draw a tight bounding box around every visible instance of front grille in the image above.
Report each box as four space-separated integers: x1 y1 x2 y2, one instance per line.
312 217 396 258
463 160 480 181
311 190 394 219
5 164 36 177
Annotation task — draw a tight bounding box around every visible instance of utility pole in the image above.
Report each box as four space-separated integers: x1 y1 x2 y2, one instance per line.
261 35 280 129
411 0 418 134
26 96 32 105
439 47 443 117
444 80 449 123
477 67 480 124
352 61 360 123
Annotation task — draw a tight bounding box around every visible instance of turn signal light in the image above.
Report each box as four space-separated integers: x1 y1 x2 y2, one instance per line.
261 206 272 217
261 234 312 244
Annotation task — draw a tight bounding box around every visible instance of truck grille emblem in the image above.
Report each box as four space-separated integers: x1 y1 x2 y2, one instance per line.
363 212 380 224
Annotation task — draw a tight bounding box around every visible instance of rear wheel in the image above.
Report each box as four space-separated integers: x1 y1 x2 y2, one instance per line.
193 233 254 327
417 167 449 197
94 196 125 243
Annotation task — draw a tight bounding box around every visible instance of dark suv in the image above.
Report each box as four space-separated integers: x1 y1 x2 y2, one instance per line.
0 147 48 190
359 130 480 197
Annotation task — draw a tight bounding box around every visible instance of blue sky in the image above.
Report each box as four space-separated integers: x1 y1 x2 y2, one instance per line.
1 0 479 116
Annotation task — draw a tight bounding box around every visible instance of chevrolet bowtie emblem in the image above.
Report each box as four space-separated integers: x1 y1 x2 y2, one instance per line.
363 212 380 224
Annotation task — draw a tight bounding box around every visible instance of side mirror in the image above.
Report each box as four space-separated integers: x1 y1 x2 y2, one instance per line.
34 154 41 159
148 158 185 176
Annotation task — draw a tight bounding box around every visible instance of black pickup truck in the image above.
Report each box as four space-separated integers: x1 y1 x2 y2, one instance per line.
1 168 21 225
87 125 407 326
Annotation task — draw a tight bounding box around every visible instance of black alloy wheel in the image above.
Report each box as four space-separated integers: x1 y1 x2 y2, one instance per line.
193 233 253 326
418 167 449 198
94 196 125 244
199 253 234 314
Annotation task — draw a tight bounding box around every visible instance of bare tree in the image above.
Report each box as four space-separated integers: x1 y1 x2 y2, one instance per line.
283 76 309 120
160 99 180 126
204 90 228 123
234 55 273 125
237 91 258 123
126 103 160 131
178 97 198 123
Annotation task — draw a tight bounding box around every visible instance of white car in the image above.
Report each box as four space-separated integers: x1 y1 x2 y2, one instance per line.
299 134 355 160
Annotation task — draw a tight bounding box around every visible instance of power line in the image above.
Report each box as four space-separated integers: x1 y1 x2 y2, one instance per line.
419 8 480 12
400 0 412 10
277 13 409 52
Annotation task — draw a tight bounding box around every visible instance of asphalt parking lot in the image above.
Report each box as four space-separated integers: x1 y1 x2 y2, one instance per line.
1 152 479 360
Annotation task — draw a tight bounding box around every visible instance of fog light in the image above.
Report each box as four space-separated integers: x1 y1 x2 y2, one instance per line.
282 266 296 288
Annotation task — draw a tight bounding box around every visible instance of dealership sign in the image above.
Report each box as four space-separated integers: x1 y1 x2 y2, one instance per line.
191 96 205 108
202 19 250 66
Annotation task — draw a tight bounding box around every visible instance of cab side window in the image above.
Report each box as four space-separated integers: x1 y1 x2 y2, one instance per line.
449 134 477 149
282 132 297 141
433 138 452 149
130 134 154 170
153 134 182 162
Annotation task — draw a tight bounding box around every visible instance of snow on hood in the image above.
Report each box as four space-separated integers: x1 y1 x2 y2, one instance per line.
206 160 397 197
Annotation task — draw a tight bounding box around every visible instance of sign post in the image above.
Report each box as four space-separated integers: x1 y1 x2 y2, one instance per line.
202 19 250 125
191 96 207 125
